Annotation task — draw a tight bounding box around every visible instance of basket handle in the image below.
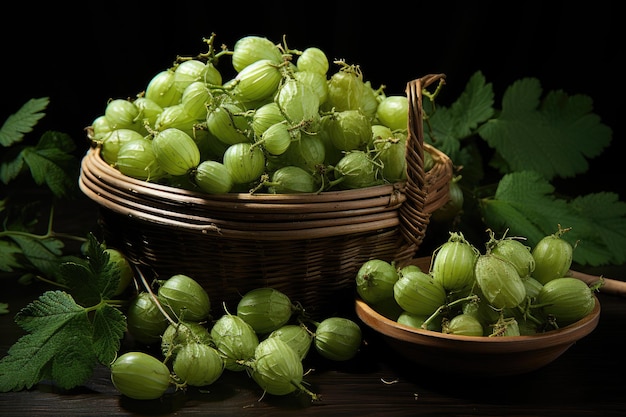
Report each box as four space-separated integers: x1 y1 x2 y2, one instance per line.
399 74 450 248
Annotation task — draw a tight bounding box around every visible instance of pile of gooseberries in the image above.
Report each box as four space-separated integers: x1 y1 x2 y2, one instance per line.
111 269 362 401
356 225 599 337
89 33 440 195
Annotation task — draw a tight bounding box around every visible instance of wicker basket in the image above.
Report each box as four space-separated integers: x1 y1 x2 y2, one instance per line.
79 74 453 318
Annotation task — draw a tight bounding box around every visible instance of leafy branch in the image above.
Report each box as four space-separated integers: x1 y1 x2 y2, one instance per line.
1 98 85 283
0 234 127 392
425 71 625 266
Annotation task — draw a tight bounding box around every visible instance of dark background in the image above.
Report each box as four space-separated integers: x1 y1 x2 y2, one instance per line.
1 0 621 197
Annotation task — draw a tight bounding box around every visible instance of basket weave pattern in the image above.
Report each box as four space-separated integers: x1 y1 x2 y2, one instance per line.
79 74 453 317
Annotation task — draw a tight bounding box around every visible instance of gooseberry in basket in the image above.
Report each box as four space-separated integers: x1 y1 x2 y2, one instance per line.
296 46 329 75
325 109 372 151
294 70 329 105
373 135 407 182
332 150 384 190
222 142 266 185
193 160 233 194
105 98 143 132
115 137 167 181
100 128 144 165
376 95 408 131
151 128 200 176
206 99 250 145
276 77 320 126
234 58 283 102
255 121 295 156
145 70 182 108
181 81 211 119
252 101 284 137
275 133 326 172
264 165 322 194
231 35 283 73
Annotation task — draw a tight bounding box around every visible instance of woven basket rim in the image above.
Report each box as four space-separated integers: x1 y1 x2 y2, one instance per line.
80 141 450 207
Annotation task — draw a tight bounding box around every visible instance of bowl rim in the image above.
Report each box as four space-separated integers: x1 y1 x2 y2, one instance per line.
355 295 601 351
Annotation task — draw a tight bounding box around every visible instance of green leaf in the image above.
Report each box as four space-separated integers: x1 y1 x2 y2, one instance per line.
22 132 79 199
36 129 76 154
0 239 23 272
84 233 120 299
1 130 78 193
480 171 626 266
446 71 495 138
57 234 120 305
0 153 26 185
9 234 68 281
0 291 96 392
423 107 462 159
0 97 49 147
424 71 494 162
58 262 101 307
567 193 626 266
0 302 9 315
477 78 612 180
92 305 126 366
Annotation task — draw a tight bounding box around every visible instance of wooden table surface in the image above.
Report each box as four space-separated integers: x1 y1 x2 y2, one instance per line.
1 195 625 417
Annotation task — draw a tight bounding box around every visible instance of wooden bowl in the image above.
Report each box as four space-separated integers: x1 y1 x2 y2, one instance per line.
355 258 601 377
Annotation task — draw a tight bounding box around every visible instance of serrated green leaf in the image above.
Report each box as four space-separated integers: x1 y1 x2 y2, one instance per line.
1 302 9 314
0 291 96 392
92 305 126 366
83 233 120 299
13 290 83 332
0 239 23 272
58 262 102 307
22 144 79 199
424 108 462 159
477 78 612 180
567 193 626 266
36 129 76 154
480 171 626 266
480 170 578 244
9 234 67 281
424 71 494 163
55 234 120 305
447 71 495 137
0 97 49 147
47 328 96 390
0 291 94 392
0 153 26 185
